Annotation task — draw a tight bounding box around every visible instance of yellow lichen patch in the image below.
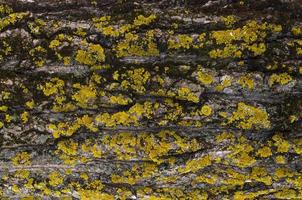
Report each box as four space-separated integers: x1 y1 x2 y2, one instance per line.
200 105 213 116
268 73 292 87
256 146 272 158
192 174 218 185
38 78 65 96
49 115 97 138
245 42 266 56
0 4 13 15
274 189 298 199
78 190 114 200
102 130 199 163
177 87 199 103
129 101 153 118
221 168 247 186
293 138 302 154
109 94 132 105
292 26 302 35
21 111 29 123
75 43 105 66
81 139 103 159
29 45 47 67
112 163 158 185
226 102 271 129
48 34 73 64
14 170 30 179
272 135 290 153
0 11 29 31
72 83 97 108
133 14 157 27
11 152 31 166
96 112 138 127
234 190 273 200
55 139 79 165
275 155 286 164
178 155 212 173
1 91 10 100
57 140 78 156
209 44 242 58
215 75 232 91
168 34 193 49
12 184 20 193
25 100 35 109
114 30 159 57
0 105 8 112
289 115 298 123
238 75 254 89
226 138 256 168
215 132 235 143
48 171 64 186
250 167 272 185
197 71 214 85
28 18 46 35
220 15 237 27
209 21 280 58
274 167 294 179
118 68 151 93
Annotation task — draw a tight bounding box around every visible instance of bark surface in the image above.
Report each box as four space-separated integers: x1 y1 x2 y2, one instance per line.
0 0 301 199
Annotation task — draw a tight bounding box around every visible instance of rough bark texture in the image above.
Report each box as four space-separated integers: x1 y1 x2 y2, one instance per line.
0 0 302 199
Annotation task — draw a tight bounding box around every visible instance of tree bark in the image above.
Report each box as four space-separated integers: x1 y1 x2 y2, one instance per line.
0 0 301 199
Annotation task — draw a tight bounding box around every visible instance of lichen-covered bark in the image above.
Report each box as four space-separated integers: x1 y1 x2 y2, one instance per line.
0 0 301 199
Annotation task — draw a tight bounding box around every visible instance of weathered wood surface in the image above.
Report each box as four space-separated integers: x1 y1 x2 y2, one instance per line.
0 0 301 199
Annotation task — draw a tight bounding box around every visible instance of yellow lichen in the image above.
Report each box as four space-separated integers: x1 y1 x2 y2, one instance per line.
200 105 213 116
292 26 302 35
48 171 64 186
197 71 214 85
227 102 271 129
72 83 97 108
25 100 35 109
221 15 237 27
238 75 254 89
133 14 156 27
38 78 65 96
272 135 290 153
178 155 212 173
177 87 199 103
168 34 193 49
11 152 31 166
21 111 29 123
256 146 272 158
268 73 292 87
109 94 132 105
75 43 105 66
275 155 286 164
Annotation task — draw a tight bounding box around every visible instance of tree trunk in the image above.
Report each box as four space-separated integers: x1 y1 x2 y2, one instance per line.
0 0 301 199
